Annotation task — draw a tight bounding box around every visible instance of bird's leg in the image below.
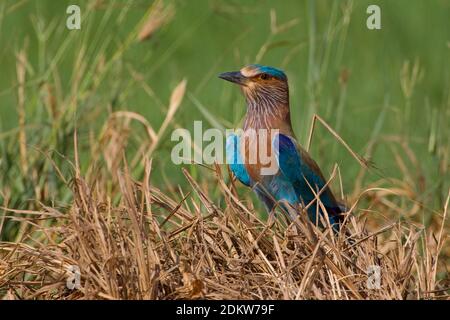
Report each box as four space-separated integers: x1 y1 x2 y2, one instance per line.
306 114 370 169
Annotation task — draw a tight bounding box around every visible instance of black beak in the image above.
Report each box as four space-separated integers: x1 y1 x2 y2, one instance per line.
218 71 247 86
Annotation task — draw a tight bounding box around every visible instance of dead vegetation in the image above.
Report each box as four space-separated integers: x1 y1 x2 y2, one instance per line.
0 142 448 299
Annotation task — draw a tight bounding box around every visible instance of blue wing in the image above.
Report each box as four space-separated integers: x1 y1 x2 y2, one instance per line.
273 133 342 226
226 133 252 187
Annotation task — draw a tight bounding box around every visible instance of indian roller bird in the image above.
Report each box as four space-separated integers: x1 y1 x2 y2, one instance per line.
219 64 345 230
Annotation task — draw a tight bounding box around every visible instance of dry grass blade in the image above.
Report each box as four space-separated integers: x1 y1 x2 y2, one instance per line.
147 78 187 157
306 114 370 169
137 0 175 42
15 48 28 174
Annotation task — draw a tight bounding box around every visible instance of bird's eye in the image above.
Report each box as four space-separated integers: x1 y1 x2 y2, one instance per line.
260 73 270 80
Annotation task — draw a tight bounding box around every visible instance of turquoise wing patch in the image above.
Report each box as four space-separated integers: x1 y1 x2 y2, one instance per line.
272 133 335 208
226 133 252 187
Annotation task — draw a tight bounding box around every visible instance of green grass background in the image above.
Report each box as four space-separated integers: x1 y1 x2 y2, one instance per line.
0 0 449 240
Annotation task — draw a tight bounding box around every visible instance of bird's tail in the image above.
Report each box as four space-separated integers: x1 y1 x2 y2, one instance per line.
327 203 355 244
305 202 343 233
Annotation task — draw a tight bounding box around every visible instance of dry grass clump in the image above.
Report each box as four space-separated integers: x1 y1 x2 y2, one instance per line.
0 152 448 299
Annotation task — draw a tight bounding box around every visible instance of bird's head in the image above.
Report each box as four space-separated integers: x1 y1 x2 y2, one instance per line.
219 64 289 107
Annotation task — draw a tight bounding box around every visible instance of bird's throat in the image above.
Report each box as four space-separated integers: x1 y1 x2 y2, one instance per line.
243 103 293 134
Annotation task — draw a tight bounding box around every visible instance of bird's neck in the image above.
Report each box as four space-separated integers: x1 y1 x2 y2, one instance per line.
243 98 293 135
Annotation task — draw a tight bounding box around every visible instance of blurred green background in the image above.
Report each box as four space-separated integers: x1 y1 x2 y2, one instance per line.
0 0 449 240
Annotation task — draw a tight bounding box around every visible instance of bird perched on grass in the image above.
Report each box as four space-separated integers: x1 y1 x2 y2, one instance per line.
219 64 345 231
